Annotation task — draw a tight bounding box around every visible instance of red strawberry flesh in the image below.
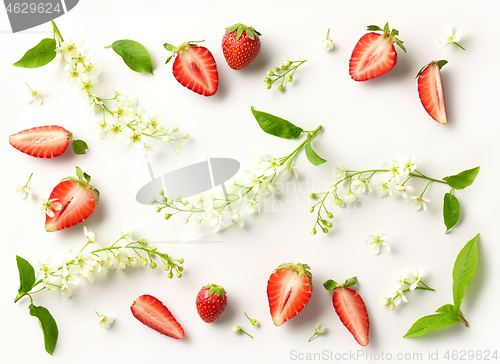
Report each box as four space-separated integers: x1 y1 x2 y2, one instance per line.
267 263 313 326
333 287 369 346
131 294 184 339
417 61 447 124
9 125 70 158
172 44 218 96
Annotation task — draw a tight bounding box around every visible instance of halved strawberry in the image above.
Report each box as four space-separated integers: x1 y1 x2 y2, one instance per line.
324 277 369 346
163 41 218 96
44 167 99 232
417 60 448 124
349 23 406 81
267 262 313 326
131 294 185 339
222 23 261 70
9 125 88 158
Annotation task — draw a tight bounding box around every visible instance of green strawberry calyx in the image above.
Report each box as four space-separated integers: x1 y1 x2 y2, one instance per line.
61 166 100 204
204 283 226 297
323 276 358 292
163 40 205 64
366 23 406 53
225 23 261 41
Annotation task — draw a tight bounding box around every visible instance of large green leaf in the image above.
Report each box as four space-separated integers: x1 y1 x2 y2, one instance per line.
443 193 460 233
403 313 461 338
13 38 57 68
304 133 326 166
111 40 153 74
251 107 303 139
452 234 479 309
443 167 480 190
29 303 58 355
16 255 35 295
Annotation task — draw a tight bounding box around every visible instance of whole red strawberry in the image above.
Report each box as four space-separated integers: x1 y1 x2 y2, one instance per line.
222 23 261 70
349 23 406 81
324 277 369 346
196 284 227 323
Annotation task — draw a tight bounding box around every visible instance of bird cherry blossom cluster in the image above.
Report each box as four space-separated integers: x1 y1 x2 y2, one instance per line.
51 22 188 157
263 59 307 91
153 151 299 231
309 155 450 234
14 227 184 303
382 267 434 310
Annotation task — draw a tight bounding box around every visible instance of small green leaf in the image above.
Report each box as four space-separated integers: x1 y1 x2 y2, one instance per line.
435 304 460 317
71 140 88 155
236 26 245 40
323 279 338 292
366 25 383 32
110 40 153 74
344 277 357 287
437 60 448 69
225 24 240 33
163 43 177 52
443 167 480 190
443 193 460 233
452 234 479 309
305 133 327 166
75 166 84 180
16 255 36 295
165 54 174 64
13 38 57 68
403 313 461 338
29 303 58 355
250 107 303 139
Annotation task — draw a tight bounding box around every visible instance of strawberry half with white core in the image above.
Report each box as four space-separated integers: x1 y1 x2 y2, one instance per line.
267 263 313 326
9 125 88 158
417 60 448 124
349 23 406 81
323 277 369 346
196 284 227 323
44 166 99 232
131 294 185 339
222 23 261 70
163 41 218 96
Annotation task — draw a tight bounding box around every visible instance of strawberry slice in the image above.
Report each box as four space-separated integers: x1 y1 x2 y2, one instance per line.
9 125 87 158
44 167 99 232
164 41 218 96
349 23 406 81
131 294 185 339
267 263 313 326
324 277 369 346
417 60 448 124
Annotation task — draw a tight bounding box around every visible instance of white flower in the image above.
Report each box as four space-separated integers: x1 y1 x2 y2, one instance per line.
204 208 222 230
397 155 417 176
411 196 430 211
120 230 135 242
321 28 333 51
26 83 43 105
393 289 408 305
328 184 338 194
15 173 33 200
280 162 297 180
351 177 370 194
247 199 260 214
438 25 464 50
84 226 96 243
333 165 348 179
364 234 390 255
375 181 390 198
42 198 63 218
405 267 424 291
261 180 275 196
189 218 202 231
37 257 59 279
392 271 406 289
243 170 261 189
142 143 154 158
56 39 82 61
390 183 415 200
231 212 245 228
315 322 326 334
343 191 356 204
382 160 400 177
97 313 115 330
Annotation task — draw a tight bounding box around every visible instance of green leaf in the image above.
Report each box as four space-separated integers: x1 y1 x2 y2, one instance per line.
344 277 357 287
250 107 303 139
305 133 326 166
163 43 177 52
436 304 460 317
13 38 57 68
165 54 174 65
29 303 58 355
111 40 153 74
366 25 383 32
443 193 460 233
16 256 36 295
323 279 338 292
75 166 84 180
443 166 480 190
437 60 448 69
403 313 461 338
71 140 88 155
236 26 245 40
452 234 479 309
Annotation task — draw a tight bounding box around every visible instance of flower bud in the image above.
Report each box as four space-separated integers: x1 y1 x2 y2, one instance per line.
267 70 274 76
285 75 293 83
309 192 316 199
178 258 184 264
164 213 172 220
167 272 173 279
327 212 334 219
278 85 285 92
311 228 317 235
309 207 314 213
177 272 182 278
285 60 292 66
265 84 272 90
183 132 190 139
263 77 271 83
150 261 157 269
140 257 148 266
274 66 280 72
322 227 329 233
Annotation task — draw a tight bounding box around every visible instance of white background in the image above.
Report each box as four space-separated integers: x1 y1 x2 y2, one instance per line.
1 0 499 363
